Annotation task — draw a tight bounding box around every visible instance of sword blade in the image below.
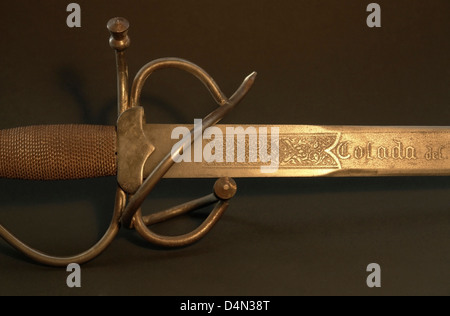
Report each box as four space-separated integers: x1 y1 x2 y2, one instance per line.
142 124 450 178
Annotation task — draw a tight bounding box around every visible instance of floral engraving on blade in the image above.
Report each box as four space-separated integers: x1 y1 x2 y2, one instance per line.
279 134 340 168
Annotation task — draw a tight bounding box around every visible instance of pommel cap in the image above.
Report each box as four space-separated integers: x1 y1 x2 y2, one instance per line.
107 17 130 51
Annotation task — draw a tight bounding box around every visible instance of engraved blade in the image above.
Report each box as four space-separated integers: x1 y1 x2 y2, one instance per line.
142 124 450 178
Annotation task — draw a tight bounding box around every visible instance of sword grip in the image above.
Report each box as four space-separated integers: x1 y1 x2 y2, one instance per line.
0 125 117 180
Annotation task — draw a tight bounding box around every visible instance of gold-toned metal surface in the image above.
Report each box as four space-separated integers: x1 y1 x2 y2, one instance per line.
142 124 450 178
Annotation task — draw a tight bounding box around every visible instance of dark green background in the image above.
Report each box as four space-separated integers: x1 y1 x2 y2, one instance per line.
0 0 449 295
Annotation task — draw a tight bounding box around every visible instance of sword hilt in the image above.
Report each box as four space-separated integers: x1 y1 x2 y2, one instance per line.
0 17 256 266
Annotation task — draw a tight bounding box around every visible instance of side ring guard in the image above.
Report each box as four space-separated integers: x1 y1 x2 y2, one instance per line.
0 17 255 266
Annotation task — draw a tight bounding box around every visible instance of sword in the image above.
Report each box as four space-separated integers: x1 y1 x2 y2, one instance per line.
0 17 448 266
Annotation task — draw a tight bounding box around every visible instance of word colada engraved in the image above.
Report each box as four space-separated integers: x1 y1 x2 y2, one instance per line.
337 139 418 161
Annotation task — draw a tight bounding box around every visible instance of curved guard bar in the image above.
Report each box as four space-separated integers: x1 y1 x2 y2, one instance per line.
141 193 219 225
134 201 229 247
134 178 236 247
0 187 126 266
130 58 229 108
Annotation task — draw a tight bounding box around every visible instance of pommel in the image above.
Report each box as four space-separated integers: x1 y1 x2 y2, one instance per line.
107 17 130 51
